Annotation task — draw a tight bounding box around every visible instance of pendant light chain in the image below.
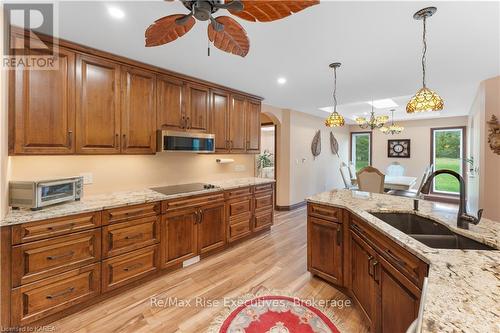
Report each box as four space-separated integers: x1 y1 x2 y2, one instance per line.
333 66 338 113
422 16 427 88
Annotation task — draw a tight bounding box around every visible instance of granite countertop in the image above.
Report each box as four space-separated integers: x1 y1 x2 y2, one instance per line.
1 177 275 226
307 189 500 333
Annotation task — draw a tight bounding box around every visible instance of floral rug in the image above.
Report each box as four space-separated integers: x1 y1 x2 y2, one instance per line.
207 290 342 333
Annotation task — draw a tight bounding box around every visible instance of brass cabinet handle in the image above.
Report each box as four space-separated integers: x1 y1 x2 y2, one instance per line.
385 249 406 268
368 256 374 277
67 130 73 147
115 133 119 147
122 134 126 149
186 116 191 129
47 222 75 231
123 263 143 272
47 251 75 261
124 233 143 240
372 260 380 283
46 287 75 300
181 116 186 129
336 227 342 246
198 209 203 224
194 211 199 225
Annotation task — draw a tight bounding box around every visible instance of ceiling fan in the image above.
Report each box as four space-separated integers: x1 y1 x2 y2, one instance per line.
145 0 319 57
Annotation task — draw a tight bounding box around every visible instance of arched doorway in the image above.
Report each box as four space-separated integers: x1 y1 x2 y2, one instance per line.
259 112 280 208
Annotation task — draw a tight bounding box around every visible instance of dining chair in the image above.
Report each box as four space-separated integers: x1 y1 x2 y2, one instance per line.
387 164 432 198
356 166 385 193
386 162 405 177
340 162 357 190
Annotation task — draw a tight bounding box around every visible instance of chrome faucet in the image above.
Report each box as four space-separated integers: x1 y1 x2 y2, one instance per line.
420 169 483 230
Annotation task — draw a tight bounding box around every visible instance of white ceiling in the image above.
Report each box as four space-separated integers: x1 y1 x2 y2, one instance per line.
38 1 500 123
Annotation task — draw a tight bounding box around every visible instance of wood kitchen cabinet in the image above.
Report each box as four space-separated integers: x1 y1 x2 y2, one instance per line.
160 208 198 268
246 99 261 153
211 89 230 152
198 202 226 254
157 74 185 131
121 67 156 154
10 41 75 155
185 83 210 132
75 54 121 154
229 94 247 153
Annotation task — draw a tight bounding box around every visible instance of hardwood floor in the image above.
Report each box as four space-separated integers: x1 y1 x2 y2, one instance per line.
51 208 369 333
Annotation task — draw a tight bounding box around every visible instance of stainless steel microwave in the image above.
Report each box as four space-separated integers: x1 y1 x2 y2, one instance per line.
157 130 215 153
9 177 83 210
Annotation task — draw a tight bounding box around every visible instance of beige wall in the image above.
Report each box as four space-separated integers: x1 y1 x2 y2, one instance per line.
0 15 9 218
8 154 255 196
350 116 469 187
468 76 500 221
263 105 349 207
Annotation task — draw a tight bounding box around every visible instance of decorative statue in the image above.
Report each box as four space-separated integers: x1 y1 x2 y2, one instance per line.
311 130 321 159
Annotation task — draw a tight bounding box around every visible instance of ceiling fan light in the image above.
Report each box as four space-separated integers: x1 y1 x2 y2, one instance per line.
325 111 345 128
406 87 444 113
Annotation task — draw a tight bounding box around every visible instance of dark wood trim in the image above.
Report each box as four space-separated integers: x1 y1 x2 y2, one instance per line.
0 227 12 328
275 201 306 211
349 131 373 167
429 126 467 197
9 26 263 102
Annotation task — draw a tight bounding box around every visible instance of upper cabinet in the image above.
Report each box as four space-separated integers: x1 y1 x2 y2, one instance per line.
121 67 156 154
75 54 121 154
10 43 75 155
156 75 185 131
8 29 262 156
246 99 261 153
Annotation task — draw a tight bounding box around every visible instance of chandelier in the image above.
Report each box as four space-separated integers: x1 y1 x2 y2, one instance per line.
325 63 345 127
380 109 404 135
407 7 444 113
355 102 389 130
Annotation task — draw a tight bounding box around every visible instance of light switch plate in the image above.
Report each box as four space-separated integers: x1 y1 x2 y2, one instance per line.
80 172 93 185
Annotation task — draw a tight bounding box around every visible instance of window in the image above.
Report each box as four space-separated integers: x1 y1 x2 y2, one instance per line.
351 132 372 171
431 127 466 195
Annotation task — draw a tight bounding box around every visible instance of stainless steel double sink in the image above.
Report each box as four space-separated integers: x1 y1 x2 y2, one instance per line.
370 213 494 250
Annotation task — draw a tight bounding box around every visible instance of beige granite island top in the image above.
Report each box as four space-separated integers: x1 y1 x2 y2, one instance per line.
307 189 500 333
0 177 275 226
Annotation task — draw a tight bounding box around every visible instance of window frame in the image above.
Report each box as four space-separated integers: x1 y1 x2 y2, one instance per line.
429 126 467 196
350 131 373 171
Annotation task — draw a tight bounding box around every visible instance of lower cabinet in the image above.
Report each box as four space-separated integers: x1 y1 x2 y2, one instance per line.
307 216 343 286
198 202 226 254
160 208 199 268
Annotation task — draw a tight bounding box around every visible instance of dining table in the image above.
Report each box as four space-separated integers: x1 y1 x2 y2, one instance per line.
351 175 417 191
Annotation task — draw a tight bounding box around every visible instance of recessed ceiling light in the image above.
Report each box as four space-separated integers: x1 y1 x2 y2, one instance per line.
277 77 287 85
368 98 398 109
107 5 125 19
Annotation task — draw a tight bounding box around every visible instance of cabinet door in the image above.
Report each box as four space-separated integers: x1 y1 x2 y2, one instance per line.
11 44 75 154
156 75 185 131
160 209 198 268
121 67 156 154
229 94 246 152
75 54 121 154
350 231 378 331
246 99 261 153
198 202 226 254
211 89 230 152
307 217 343 286
186 83 210 132
377 256 420 333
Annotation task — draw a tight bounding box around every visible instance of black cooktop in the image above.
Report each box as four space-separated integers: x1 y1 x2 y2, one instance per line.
151 183 219 196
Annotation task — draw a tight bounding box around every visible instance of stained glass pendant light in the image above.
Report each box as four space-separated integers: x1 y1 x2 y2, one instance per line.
325 63 345 127
356 101 389 130
407 7 444 113
380 109 404 135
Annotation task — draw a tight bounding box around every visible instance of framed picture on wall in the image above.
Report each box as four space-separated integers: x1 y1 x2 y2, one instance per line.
388 139 411 158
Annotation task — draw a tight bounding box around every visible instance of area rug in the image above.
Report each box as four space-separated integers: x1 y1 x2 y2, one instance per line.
207 290 342 333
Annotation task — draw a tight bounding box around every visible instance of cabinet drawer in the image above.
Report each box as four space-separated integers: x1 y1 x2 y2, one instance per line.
162 193 224 212
12 212 101 245
225 186 252 199
254 209 273 232
103 202 160 225
351 217 428 288
255 192 273 211
228 197 252 218
11 263 100 326
308 203 342 222
12 229 101 287
102 245 159 292
228 220 251 242
102 216 160 258
255 183 273 193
